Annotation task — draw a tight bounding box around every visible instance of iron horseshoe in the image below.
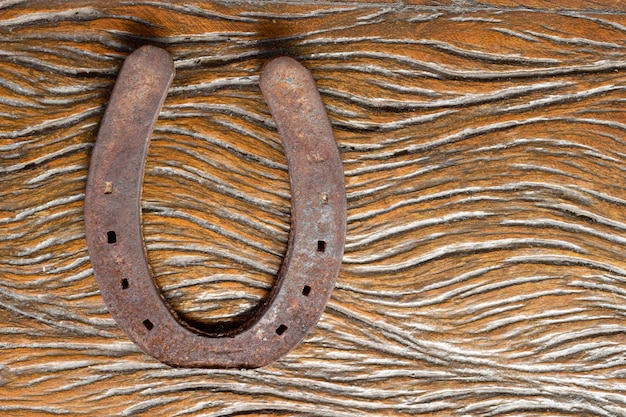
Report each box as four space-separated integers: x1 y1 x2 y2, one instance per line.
84 46 346 368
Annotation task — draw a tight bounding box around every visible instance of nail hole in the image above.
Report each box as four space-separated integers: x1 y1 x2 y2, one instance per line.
143 319 154 331
317 240 326 252
276 324 288 336
121 278 129 289
302 285 311 296
107 231 117 244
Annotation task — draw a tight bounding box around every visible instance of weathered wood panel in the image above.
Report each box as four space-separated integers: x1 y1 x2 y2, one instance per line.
2 1 626 415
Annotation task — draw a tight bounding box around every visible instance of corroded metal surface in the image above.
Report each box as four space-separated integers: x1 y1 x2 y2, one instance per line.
84 46 346 368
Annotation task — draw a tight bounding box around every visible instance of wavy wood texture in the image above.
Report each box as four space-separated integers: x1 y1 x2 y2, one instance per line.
2 1 626 415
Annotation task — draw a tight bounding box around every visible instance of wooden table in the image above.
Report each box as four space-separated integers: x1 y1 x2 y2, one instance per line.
2 1 626 415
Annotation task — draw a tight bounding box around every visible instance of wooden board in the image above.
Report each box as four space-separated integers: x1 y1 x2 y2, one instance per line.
2 1 626 415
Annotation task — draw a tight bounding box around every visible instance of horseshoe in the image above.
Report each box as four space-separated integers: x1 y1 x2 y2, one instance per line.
84 46 346 368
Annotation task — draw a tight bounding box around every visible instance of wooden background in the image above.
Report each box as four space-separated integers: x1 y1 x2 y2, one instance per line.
2 0 626 415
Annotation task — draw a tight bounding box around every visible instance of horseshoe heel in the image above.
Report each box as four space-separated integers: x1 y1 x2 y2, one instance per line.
84 46 346 368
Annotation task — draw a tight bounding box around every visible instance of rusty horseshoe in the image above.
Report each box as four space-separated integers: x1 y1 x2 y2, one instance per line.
84 46 346 368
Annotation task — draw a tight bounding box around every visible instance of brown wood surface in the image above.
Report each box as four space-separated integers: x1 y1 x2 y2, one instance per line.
2 1 626 415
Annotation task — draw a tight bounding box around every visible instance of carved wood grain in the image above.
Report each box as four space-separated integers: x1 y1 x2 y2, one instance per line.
1 1 626 415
